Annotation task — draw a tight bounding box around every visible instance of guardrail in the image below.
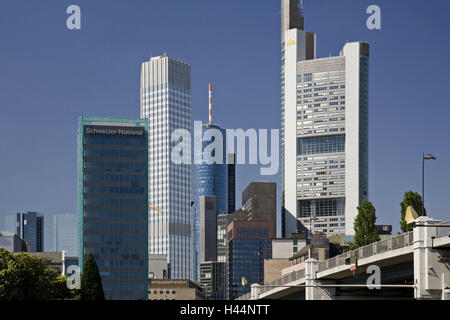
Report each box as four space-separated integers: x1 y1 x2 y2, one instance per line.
436 220 450 237
318 231 414 272
237 231 417 300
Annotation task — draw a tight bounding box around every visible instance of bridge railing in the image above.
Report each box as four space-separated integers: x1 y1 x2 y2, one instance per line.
437 220 450 237
237 231 415 300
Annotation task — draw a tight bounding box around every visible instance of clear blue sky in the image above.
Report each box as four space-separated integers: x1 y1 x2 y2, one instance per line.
0 0 449 249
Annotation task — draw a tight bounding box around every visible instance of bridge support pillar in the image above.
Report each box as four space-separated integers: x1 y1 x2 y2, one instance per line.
250 283 260 300
413 216 449 300
305 258 336 300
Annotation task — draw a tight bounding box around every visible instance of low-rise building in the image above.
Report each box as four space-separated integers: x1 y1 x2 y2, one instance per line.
148 279 207 300
149 254 170 279
29 252 66 274
0 230 29 252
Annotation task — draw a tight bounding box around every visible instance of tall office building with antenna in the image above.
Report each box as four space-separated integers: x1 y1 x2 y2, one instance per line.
281 0 369 237
140 54 192 279
191 83 236 282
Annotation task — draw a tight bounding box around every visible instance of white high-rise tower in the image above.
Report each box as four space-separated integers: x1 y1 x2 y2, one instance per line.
281 0 369 237
140 54 192 279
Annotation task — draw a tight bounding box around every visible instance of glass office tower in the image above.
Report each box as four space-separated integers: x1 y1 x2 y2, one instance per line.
227 221 273 300
281 0 369 237
78 116 149 300
140 54 192 279
53 213 78 257
4 212 44 252
192 123 236 281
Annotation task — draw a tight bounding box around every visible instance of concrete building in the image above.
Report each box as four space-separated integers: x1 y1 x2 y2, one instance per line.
264 236 308 284
4 212 44 252
149 254 170 279
272 237 307 259
199 196 218 263
0 230 29 252
264 259 291 285
30 252 66 274
148 279 207 300
141 54 192 280
227 221 273 300
199 261 227 300
53 213 78 257
281 0 369 237
78 116 149 300
242 182 277 237
216 213 236 263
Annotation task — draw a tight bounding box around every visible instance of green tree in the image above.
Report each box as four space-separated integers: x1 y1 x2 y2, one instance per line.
400 191 425 232
80 252 105 300
350 200 380 250
0 248 75 300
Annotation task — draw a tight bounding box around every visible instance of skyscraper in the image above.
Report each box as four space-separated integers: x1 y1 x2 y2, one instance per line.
53 213 78 257
199 261 227 300
141 54 192 279
78 116 149 300
4 212 44 252
281 0 369 237
191 86 236 281
227 221 273 300
242 182 277 236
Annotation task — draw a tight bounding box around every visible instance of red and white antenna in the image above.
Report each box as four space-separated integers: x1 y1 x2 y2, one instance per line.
208 83 212 125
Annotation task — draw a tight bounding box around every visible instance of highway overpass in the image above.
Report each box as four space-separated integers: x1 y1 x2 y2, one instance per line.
237 216 450 300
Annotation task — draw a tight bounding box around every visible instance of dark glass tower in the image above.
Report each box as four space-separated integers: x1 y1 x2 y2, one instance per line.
78 116 149 300
227 221 273 300
5 212 44 252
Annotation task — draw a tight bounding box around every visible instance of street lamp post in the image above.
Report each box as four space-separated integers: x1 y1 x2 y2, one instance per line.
422 152 436 216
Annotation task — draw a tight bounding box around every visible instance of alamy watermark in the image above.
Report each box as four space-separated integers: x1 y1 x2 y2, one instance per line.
366 5 381 30
66 5 81 30
171 121 279 176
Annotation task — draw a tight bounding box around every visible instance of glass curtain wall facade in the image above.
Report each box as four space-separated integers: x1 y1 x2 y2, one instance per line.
199 261 227 300
53 214 78 257
4 212 44 252
78 116 149 300
140 54 192 279
192 123 235 281
227 221 273 300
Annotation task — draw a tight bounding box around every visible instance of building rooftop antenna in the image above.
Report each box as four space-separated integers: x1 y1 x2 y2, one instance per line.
208 83 213 125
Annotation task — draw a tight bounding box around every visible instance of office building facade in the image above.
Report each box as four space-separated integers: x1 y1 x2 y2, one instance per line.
199 261 227 300
192 122 236 281
242 182 277 236
281 0 369 237
0 230 29 252
78 116 149 300
53 213 78 257
149 279 207 300
149 254 170 279
141 54 192 279
199 195 218 264
216 212 236 263
227 221 273 300
4 212 44 252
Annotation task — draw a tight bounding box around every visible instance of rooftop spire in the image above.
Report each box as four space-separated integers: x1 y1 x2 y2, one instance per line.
208 83 212 125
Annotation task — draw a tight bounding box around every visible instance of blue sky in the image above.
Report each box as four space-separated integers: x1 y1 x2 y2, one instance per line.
0 0 449 248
